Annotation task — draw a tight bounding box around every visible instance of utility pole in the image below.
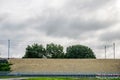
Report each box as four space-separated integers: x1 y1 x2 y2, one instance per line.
8 39 10 59
113 43 115 59
105 45 106 59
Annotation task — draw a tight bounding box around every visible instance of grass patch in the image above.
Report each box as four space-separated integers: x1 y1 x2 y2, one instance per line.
0 77 120 80
0 76 20 79
26 77 97 80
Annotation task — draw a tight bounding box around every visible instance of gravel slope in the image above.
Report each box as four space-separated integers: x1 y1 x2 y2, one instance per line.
9 59 120 73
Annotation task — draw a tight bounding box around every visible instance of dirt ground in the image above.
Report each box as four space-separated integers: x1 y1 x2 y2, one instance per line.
9 59 120 73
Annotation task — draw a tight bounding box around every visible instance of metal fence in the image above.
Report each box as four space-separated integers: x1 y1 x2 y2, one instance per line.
0 72 120 78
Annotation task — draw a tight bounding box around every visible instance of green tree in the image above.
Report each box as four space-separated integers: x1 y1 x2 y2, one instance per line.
23 43 46 58
66 45 96 59
0 59 11 71
46 43 64 58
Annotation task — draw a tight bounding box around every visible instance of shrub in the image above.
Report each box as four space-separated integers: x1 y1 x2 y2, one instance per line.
0 59 12 71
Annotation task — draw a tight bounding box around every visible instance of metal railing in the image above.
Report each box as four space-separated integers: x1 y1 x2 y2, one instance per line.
0 72 120 78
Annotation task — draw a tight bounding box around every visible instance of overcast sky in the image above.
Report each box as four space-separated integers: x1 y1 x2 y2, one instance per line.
0 0 120 58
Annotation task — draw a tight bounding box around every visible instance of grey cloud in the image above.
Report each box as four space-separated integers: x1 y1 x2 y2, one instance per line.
0 40 8 45
100 30 120 41
0 14 9 23
0 16 4 22
0 0 116 39
45 20 113 38
0 14 26 31
0 23 26 30
0 21 30 40
65 0 114 12
25 0 116 39
0 0 116 40
34 11 115 39
69 19 113 31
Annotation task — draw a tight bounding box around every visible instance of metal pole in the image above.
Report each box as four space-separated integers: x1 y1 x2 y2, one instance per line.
113 43 115 59
105 45 106 59
8 39 10 59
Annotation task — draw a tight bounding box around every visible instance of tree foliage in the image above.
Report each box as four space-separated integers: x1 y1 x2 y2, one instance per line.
66 45 96 59
0 59 11 71
46 43 64 58
23 44 46 58
23 43 96 59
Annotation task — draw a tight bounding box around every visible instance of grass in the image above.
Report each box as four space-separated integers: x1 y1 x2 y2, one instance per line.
0 77 119 80
0 76 20 79
26 77 120 80
26 77 95 80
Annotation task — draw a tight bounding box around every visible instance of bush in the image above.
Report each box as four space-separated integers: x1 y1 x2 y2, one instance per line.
0 59 11 71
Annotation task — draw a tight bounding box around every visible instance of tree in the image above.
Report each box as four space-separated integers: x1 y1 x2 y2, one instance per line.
23 43 46 58
66 45 96 59
0 59 11 71
46 43 64 58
